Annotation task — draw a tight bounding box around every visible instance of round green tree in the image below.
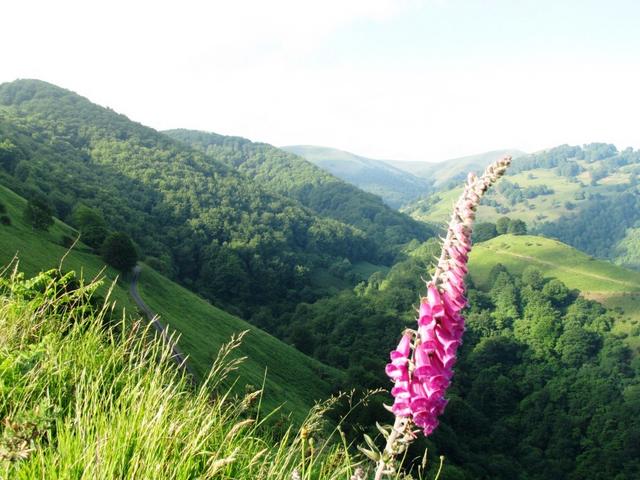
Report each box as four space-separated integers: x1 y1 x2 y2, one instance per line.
24 197 54 231
495 216 511 235
507 218 527 235
72 205 108 249
102 232 138 272
473 222 498 242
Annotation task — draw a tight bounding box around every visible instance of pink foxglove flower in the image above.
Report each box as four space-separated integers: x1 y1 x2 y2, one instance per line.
384 156 512 438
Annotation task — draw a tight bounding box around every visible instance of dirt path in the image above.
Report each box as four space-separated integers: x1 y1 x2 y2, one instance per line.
481 246 640 289
130 265 193 374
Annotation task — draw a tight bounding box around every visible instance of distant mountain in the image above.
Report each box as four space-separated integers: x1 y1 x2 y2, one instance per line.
281 145 431 208
389 149 526 187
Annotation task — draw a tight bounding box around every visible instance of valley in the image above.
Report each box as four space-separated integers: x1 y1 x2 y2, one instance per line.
1 79 639 479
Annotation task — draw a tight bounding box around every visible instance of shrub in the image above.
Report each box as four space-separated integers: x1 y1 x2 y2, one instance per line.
101 232 138 272
24 197 54 231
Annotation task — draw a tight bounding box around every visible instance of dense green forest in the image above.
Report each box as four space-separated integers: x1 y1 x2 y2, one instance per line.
0 80 431 324
165 129 432 251
539 190 640 260
291 241 640 478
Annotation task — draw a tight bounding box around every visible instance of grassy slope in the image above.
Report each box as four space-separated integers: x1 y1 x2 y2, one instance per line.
0 272 359 480
469 234 640 350
0 184 136 311
0 183 340 419
137 265 341 417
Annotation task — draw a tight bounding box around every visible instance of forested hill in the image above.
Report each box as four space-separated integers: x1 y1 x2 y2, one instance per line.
0 79 427 320
165 129 432 255
404 143 640 270
280 144 431 208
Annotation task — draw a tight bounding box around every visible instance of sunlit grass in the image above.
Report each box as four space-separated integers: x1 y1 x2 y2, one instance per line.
0 268 364 479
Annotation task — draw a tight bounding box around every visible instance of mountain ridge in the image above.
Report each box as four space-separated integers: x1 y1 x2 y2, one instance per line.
388 148 526 186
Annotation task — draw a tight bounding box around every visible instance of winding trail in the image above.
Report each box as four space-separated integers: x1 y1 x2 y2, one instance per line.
130 265 193 375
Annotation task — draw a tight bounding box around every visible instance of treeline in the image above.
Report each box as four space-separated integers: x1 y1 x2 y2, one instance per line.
287 244 640 478
509 143 640 179
0 80 431 320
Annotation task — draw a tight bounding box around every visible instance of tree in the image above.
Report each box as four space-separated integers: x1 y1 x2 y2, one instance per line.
507 219 527 235
515 297 562 357
24 197 54 231
521 266 545 290
473 222 498 242
496 216 511 235
101 232 138 272
0 139 21 173
72 205 108 249
542 279 572 307
556 321 599 366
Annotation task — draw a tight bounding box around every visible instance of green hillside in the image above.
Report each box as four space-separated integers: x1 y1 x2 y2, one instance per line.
407 168 586 226
0 78 437 333
165 130 432 253
0 184 135 311
280 145 431 208
404 144 640 270
469 234 640 350
0 182 340 418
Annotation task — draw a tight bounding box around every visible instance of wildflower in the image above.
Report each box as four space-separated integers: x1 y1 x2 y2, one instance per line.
382 156 511 439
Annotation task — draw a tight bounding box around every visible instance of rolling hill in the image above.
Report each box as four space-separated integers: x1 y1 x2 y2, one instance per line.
404 144 640 270
280 145 431 208
0 182 341 419
469 234 640 352
406 166 585 227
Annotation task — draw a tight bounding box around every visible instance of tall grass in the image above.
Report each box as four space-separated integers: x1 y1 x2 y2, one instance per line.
0 266 369 479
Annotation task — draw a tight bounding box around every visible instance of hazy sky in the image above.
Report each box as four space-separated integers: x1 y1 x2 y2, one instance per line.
2 0 639 161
